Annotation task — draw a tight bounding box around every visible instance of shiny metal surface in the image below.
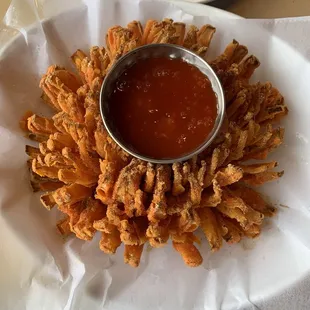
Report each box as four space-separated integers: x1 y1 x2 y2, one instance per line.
100 44 225 164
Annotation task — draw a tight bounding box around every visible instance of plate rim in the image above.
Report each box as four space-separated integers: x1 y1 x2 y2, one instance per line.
4 2 302 309
0 1 242 56
170 0 242 19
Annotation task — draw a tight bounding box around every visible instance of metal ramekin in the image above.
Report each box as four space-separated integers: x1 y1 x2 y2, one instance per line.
100 44 225 164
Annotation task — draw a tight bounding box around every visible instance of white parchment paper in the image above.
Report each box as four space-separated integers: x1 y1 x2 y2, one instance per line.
1 1 310 309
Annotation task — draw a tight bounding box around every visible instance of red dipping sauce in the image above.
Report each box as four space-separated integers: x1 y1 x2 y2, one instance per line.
109 57 217 159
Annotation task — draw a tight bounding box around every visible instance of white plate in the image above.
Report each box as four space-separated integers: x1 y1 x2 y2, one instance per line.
171 0 241 18
1 1 310 310
0 0 240 50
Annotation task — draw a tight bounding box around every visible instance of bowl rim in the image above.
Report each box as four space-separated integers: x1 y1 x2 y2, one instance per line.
99 43 225 164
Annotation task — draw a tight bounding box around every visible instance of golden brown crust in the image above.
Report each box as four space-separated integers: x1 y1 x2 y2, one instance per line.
124 244 144 267
22 18 287 268
173 242 203 267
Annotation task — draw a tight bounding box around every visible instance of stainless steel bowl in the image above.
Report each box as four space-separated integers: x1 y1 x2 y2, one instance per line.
100 44 225 164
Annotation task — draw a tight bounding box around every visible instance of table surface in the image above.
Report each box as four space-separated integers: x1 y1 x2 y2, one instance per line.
1 0 310 20
228 0 310 18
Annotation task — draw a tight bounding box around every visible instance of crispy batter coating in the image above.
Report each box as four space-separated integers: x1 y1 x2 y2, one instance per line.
198 208 222 251
142 19 186 46
58 201 86 231
124 244 144 267
173 242 203 267
53 183 93 206
146 217 171 247
99 229 121 254
72 198 106 241
183 24 215 57
56 216 71 236
23 18 287 268
214 164 243 187
229 184 276 217
147 165 171 222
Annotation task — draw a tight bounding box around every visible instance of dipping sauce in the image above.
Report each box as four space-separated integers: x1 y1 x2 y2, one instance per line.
109 57 217 159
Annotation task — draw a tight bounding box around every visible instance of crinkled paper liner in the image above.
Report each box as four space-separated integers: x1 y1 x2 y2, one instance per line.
1 0 310 309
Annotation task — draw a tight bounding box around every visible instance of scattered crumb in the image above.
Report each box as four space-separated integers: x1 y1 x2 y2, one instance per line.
279 203 289 208
146 244 153 252
241 239 256 250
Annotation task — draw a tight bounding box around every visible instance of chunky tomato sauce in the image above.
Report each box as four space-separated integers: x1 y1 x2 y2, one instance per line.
109 57 217 159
